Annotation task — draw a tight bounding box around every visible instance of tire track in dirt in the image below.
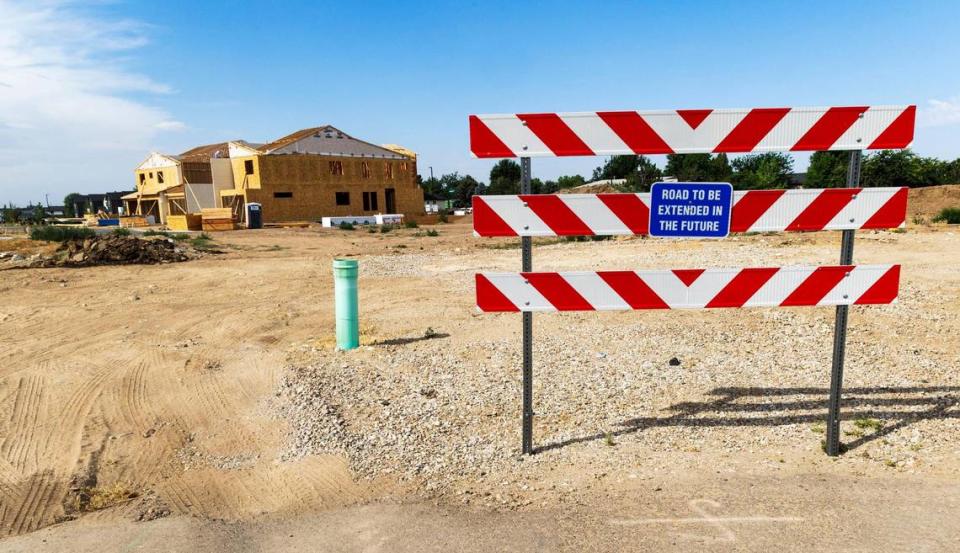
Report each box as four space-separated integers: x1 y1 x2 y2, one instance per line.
115 360 151 432
1 365 113 538
3 469 59 537
1 375 45 472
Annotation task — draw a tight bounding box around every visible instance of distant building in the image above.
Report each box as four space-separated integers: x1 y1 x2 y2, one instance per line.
71 192 133 216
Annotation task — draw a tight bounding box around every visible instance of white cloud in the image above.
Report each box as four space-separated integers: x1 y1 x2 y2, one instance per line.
918 96 960 128
155 120 187 131
0 0 182 205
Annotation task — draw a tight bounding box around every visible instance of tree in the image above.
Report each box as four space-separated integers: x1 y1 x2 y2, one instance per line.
556 175 586 189
537 180 560 194
855 149 960 188
591 155 663 192
592 155 639 181
63 192 82 217
806 151 849 187
664 153 732 182
452 175 480 206
861 150 925 188
488 159 521 194
419 175 445 201
2 206 20 224
730 153 794 189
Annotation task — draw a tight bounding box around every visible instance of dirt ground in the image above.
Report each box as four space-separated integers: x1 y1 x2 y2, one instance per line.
1 214 959 552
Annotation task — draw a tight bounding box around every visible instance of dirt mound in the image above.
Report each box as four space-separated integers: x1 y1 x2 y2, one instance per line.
908 184 960 220
53 235 189 266
558 182 621 194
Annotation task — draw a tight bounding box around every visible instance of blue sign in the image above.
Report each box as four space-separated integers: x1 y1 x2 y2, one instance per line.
649 182 733 238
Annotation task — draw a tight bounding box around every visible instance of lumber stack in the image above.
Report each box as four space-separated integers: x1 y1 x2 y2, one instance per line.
167 214 202 231
119 216 151 228
200 208 236 232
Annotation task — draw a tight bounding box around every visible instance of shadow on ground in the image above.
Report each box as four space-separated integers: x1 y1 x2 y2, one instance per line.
371 332 450 346
538 386 960 454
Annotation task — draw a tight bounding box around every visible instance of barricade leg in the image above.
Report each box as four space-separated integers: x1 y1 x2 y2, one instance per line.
825 150 862 456
520 157 534 455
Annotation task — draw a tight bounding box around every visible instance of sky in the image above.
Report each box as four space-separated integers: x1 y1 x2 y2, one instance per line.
1 0 960 205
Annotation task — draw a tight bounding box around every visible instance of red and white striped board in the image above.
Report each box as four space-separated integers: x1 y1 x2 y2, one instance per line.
476 265 900 312
469 105 916 158
473 187 907 237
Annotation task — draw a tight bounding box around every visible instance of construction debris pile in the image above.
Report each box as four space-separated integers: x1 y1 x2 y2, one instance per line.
53 235 190 266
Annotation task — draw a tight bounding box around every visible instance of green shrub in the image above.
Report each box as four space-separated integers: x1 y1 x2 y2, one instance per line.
112 227 131 236
339 221 355 230
367 227 377 233
932 207 960 224
404 220 419 229
29 226 95 242
380 224 395 233
426 229 439 237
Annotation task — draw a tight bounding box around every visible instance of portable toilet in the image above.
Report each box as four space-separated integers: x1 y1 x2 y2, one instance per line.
246 203 263 229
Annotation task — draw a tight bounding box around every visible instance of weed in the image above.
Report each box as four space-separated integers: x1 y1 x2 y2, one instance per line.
912 214 927 225
367 227 377 233
883 459 897 468
29 226 95 242
112 227 131 236
380 224 395 234
404 220 418 229
426 229 439 237
844 428 864 438
810 422 826 434
70 483 138 512
339 222 355 230
932 207 960 224
853 418 883 432
395 244 407 249
604 432 615 446
909 443 923 452
190 233 216 250
891 227 906 233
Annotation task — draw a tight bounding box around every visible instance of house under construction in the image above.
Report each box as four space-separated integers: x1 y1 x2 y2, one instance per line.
126 126 424 228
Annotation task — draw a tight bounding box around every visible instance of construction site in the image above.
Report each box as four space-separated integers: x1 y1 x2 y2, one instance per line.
0 184 958 551
4 2 960 551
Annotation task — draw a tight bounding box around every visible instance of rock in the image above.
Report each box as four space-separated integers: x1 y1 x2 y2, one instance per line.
668 357 681 366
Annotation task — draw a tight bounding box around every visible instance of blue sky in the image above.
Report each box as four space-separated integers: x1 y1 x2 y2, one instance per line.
2 0 959 205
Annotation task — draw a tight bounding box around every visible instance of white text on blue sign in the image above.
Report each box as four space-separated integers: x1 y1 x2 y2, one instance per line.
649 182 734 238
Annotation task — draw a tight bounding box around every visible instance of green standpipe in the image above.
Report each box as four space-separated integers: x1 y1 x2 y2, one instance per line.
333 258 359 350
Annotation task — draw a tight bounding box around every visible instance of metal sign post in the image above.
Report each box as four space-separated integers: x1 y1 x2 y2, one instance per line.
825 149 863 456
520 157 534 455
